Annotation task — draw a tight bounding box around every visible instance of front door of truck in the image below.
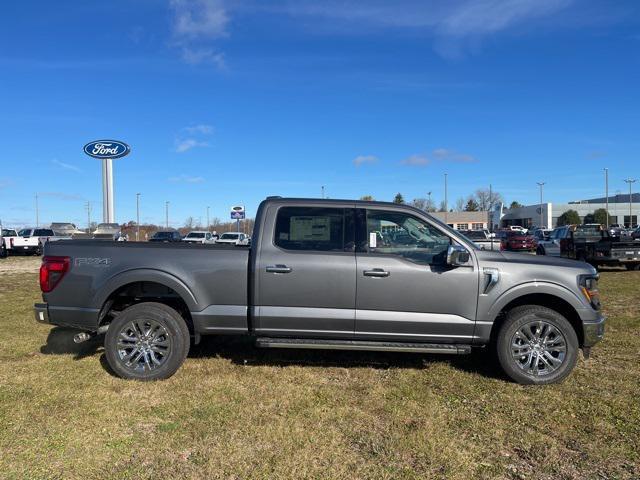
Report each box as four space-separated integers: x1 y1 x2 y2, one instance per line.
354 208 479 343
254 204 356 338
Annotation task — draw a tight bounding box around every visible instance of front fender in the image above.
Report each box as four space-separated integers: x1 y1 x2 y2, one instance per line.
93 268 199 312
486 281 586 321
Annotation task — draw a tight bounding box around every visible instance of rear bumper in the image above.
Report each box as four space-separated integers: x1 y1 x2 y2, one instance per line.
15 244 39 252
33 302 100 330
583 313 605 347
34 303 50 324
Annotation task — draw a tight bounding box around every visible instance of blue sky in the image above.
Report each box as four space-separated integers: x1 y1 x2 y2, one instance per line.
0 0 639 228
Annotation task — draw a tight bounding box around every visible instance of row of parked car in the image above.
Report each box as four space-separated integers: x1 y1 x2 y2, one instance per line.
149 230 251 246
0 224 252 258
460 224 640 270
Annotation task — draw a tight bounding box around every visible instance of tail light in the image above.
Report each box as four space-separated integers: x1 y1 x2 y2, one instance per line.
39 256 70 293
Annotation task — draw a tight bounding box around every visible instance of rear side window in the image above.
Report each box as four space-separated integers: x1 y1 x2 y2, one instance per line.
35 229 54 236
274 207 348 252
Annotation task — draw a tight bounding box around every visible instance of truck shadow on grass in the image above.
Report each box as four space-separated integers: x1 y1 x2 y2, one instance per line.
39 327 507 381
40 327 102 360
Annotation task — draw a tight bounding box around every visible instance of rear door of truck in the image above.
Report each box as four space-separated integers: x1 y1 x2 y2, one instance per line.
253 202 356 338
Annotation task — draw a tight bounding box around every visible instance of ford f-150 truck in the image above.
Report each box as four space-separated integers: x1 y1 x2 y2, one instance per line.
34 197 605 384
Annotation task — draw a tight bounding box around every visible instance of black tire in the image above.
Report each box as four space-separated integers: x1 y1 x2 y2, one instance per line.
496 305 579 385
104 302 190 381
35 242 43 256
625 263 640 271
0 242 6 259
536 246 545 256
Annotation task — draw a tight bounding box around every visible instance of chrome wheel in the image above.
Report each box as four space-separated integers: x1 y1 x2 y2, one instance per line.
116 319 171 372
511 320 567 376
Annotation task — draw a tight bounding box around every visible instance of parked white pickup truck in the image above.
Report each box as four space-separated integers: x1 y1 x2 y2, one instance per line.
12 228 69 255
1 228 18 258
460 230 501 251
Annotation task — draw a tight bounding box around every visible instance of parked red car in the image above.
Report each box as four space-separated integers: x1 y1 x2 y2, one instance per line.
498 231 537 252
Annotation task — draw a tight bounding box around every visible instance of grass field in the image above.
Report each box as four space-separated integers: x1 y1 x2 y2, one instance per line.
0 256 638 479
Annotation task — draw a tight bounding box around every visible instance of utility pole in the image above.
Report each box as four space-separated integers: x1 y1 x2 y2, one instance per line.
604 168 609 228
488 183 493 232
206 206 210 232
86 201 91 233
427 191 432 212
537 182 545 229
35 193 39 227
165 201 170 229
321 186 325 199
624 178 637 227
444 173 448 224
136 193 141 241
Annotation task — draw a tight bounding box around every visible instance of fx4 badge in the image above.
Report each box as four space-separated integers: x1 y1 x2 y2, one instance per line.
75 257 112 267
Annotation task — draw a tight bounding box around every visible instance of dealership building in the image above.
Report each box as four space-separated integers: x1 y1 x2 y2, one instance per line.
491 193 640 230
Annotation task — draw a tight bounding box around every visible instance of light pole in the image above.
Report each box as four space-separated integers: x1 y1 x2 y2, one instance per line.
604 168 609 228
165 201 170 229
206 206 210 232
86 201 91 233
624 178 637 227
444 173 448 223
321 186 325 199
35 193 39 227
136 193 141 241
427 191 432 212
537 182 545 229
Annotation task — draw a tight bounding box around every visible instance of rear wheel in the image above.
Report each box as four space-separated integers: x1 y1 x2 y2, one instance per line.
104 302 190 381
0 242 6 258
536 246 545 255
496 305 579 385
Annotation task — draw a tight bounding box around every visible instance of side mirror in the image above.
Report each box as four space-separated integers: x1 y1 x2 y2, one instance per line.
447 244 470 266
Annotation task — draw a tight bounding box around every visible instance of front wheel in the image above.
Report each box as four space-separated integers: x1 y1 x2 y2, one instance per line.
104 302 190 381
496 305 579 385
536 246 545 255
0 242 6 258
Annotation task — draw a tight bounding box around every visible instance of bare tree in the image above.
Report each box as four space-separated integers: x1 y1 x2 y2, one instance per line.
454 197 465 212
474 188 504 211
184 217 195 229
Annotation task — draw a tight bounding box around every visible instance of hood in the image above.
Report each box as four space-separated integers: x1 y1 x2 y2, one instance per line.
476 249 596 273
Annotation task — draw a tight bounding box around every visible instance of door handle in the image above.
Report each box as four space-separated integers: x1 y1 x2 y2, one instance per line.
363 268 390 278
266 265 292 274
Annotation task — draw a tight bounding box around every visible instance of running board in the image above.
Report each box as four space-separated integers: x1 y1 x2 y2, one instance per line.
255 337 471 355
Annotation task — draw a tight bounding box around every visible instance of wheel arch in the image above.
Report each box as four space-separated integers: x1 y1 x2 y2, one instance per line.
489 292 585 347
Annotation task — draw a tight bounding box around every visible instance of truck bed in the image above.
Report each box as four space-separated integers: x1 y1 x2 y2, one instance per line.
42 240 250 333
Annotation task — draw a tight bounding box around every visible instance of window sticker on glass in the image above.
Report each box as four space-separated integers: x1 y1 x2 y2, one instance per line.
369 231 377 248
290 216 330 241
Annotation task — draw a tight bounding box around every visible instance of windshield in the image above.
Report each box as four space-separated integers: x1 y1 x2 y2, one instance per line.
2 229 17 236
186 232 205 238
18 229 32 237
153 232 174 239
221 233 239 240
34 229 54 236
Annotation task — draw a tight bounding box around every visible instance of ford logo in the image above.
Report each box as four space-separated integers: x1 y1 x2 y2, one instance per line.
83 140 131 159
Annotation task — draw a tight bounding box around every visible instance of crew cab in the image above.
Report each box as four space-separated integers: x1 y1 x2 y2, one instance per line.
216 232 250 246
182 231 216 244
13 228 66 255
1 228 18 257
34 197 605 385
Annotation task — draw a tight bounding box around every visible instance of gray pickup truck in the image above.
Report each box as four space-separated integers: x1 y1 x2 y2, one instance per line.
34 197 605 384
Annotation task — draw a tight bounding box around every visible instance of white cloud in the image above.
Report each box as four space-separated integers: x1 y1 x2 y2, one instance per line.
401 154 430 166
266 0 575 57
169 174 206 183
183 124 215 135
353 155 378 166
175 138 209 153
432 148 477 163
52 158 81 173
169 0 228 67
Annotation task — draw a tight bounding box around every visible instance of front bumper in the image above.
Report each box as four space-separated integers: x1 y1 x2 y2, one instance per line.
583 313 605 347
34 303 50 324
